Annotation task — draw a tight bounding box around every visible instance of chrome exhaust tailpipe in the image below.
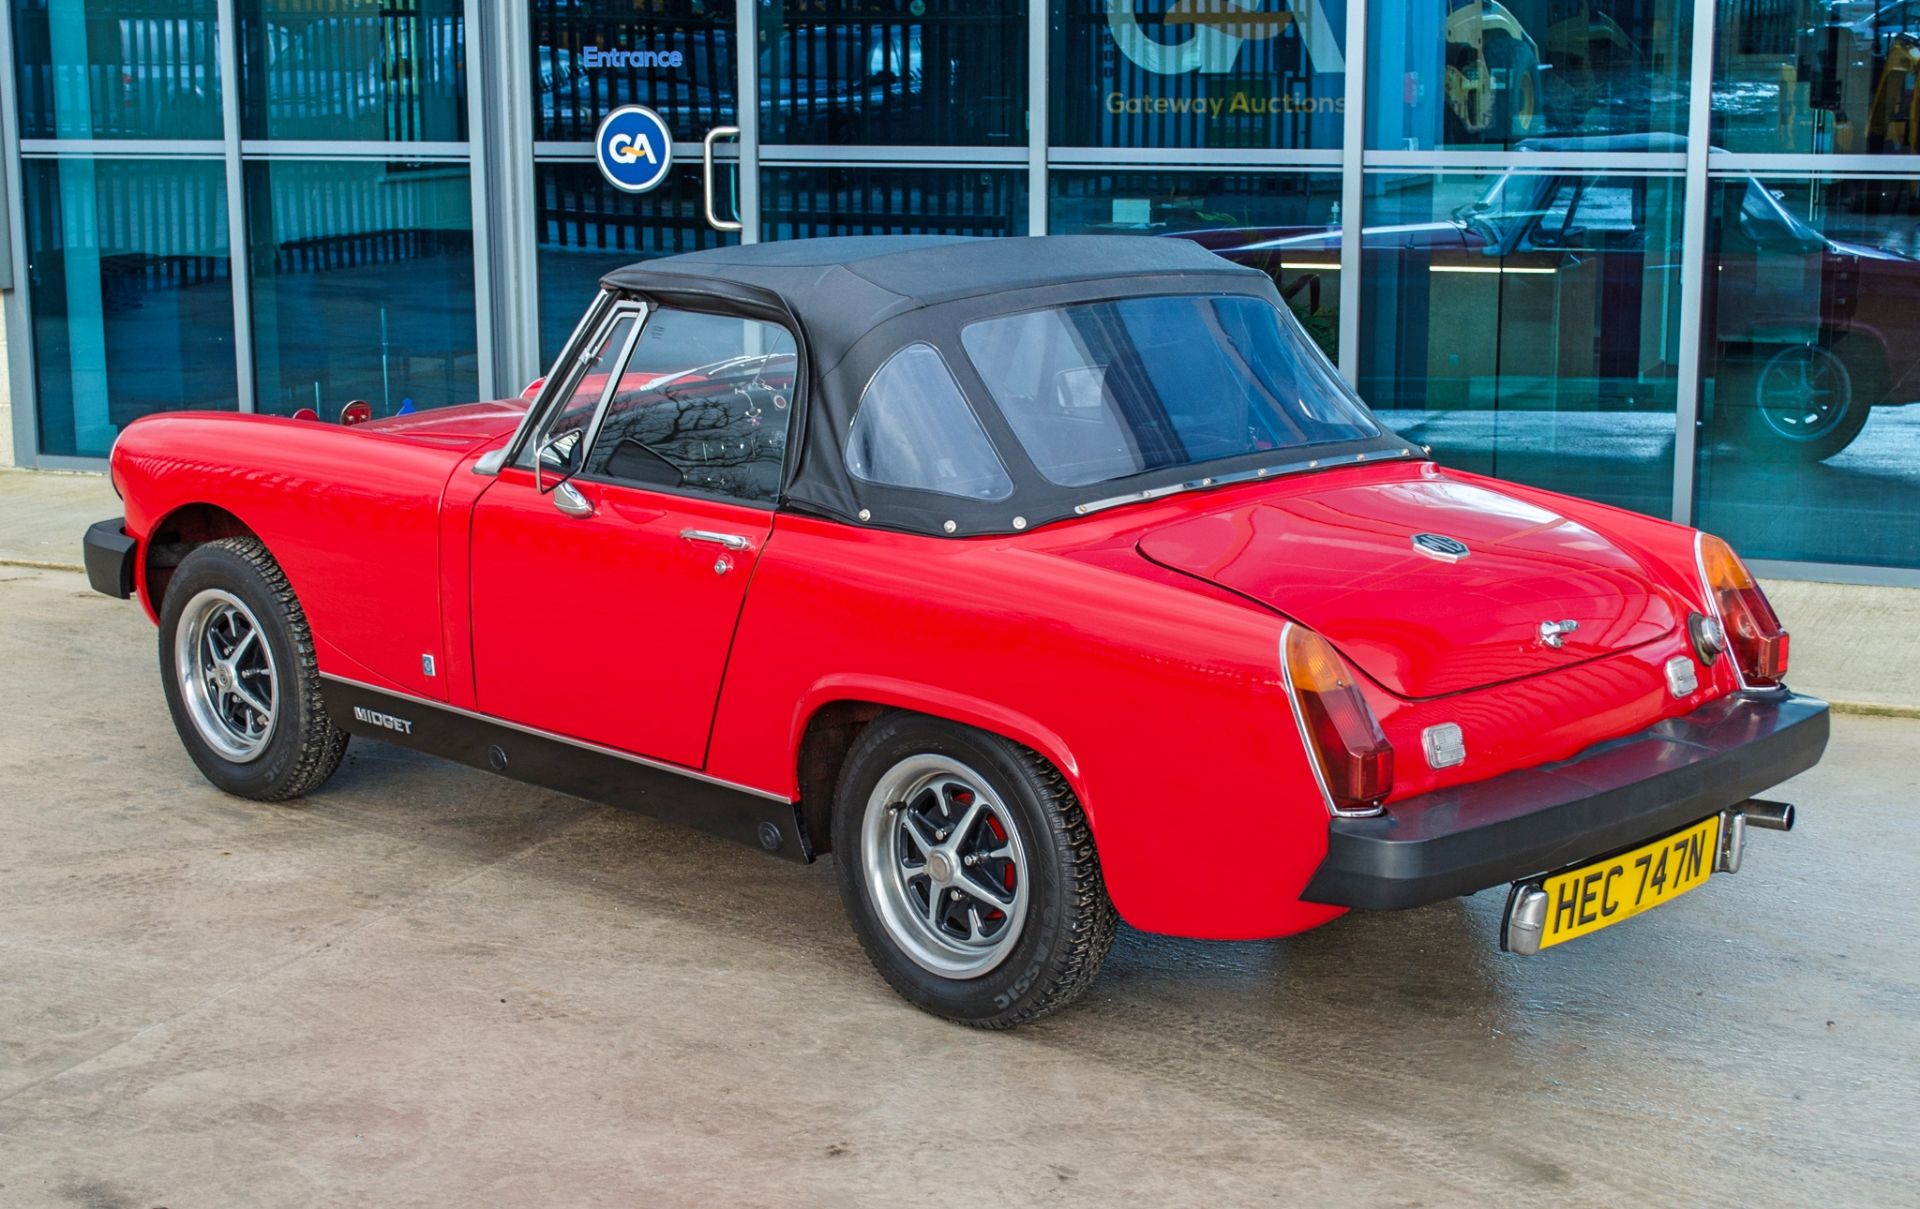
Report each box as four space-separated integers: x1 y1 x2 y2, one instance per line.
1716 799 1798 874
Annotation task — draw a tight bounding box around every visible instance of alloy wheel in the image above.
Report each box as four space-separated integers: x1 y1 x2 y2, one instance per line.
175 588 279 763
861 754 1031 979
1754 344 1852 443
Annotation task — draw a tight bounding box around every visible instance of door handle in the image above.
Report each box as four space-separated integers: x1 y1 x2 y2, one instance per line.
680 528 751 551
552 480 594 518
702 126 743 233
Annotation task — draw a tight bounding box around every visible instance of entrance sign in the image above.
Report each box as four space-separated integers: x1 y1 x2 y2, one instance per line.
595 105 674 194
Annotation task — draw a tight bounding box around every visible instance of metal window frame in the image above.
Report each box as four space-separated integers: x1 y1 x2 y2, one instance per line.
1671 0 1719 528
215 0 256 417
0 0 485 461
0 1 32 466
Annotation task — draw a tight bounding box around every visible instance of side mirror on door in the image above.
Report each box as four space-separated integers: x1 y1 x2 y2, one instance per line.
534 429 595 518
533 429 583 495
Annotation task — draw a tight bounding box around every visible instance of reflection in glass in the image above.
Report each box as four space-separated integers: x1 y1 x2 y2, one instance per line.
1368 0 1688 150
20 158 237 459
247 160 476 419
1697 176 1920 567
584 310 797 503
1717 0 1920 152
1049 170 1343 360
850 343 1014 499
963 294 1378 486
13 0 222 139
239 0 466 140
535 164 736 363
1052 0 1349 148
762 167 1028 239
532 0 734 142
759 0 1025 144
1357 169 1683 516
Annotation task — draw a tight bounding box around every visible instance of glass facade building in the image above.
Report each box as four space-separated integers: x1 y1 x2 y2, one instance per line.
4 0 1918 579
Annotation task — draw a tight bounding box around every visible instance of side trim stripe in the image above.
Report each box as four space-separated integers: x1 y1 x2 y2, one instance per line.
318 672 792 803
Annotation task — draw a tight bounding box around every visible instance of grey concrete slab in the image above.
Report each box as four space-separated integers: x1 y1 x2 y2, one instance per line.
1764 578 1920 713
0 469 118 569
0 563 1915 1208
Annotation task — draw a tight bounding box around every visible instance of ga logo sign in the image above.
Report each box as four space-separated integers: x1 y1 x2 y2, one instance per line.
1107 0 1345 75
595 105 674 193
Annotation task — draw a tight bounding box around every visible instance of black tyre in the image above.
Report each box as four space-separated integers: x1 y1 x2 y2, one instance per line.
1484 36 1541 143
1444 36 1539 144
158 537 348 801
832 713 1118 1027
1715 339 1879 462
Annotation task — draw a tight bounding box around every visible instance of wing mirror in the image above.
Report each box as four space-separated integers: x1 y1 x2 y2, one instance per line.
533 428 583 495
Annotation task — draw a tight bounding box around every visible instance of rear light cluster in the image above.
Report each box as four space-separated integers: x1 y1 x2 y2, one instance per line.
1282 624 1393 816
1696 534 1790 688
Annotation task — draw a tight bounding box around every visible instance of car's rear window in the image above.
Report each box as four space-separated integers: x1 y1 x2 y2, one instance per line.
959 294 1378 488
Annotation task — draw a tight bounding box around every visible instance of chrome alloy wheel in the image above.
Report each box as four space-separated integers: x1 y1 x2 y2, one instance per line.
861 754 1031 979
1755 344 1851 442
175 588 279 763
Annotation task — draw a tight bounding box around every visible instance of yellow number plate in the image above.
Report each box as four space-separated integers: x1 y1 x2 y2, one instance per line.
1537 815 1721 949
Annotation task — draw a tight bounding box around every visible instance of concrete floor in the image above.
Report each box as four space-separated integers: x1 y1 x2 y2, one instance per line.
1 564 1916 1208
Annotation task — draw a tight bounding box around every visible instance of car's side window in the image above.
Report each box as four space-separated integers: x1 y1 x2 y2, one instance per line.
581 309 798 505
527 310 639 474
847 343 1012 500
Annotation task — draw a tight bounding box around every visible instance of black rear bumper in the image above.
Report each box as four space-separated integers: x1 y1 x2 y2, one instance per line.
83 517 136 599
1302 691 1830 911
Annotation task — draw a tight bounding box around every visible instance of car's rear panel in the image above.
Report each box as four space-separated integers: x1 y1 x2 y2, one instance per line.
1361 628 1738 803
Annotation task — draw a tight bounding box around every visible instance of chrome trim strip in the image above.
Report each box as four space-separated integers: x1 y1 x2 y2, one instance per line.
319 673 793 803
1073 448 1417 516
1277 623 1386 820
236 138 473 160
18 137 226 156
1049 147 1343 167
760 144 1026 165
1361 149 1688 171
575 303 651 469
494 288 617 472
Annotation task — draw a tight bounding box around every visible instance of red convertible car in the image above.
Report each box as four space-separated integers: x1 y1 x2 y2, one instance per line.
85 236 1826 1026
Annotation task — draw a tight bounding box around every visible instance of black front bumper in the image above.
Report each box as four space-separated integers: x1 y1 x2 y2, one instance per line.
83 517 136 599
1303 692 1830 911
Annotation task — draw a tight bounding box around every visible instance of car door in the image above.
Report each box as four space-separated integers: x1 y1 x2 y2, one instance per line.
467 302 799 768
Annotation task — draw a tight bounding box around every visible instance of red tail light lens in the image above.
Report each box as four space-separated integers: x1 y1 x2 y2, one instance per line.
1697 534 1789 688
1283 625 1394 815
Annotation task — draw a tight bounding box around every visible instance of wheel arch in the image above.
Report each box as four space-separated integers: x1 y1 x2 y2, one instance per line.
791 682 1087 858
140 502 263 620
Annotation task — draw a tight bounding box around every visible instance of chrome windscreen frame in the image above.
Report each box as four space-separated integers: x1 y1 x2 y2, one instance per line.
475 287 618 476
1073 446 1421 517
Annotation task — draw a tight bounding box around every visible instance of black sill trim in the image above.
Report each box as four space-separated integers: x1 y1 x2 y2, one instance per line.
1303 692 1830 911
83 517 136 599
319 677 814 865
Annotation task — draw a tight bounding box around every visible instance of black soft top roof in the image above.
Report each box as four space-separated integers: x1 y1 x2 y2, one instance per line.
593 236 1412 537
599 235 1269 375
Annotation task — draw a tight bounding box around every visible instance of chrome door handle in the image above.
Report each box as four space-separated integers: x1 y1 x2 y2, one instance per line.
702 127 743 233
680 528 751 551
552 480 594 518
